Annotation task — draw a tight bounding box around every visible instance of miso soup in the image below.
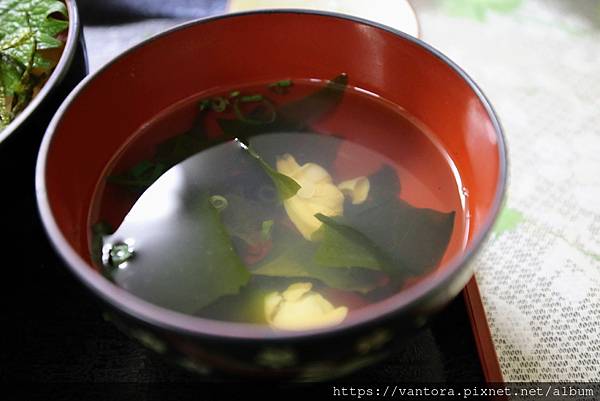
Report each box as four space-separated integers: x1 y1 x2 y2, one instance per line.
89 75 468 331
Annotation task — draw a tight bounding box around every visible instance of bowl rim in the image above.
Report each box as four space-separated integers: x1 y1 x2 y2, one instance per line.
0 0 83 145
36 9 508 341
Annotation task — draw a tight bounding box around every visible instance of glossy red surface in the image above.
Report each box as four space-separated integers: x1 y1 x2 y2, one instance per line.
37 11 505 340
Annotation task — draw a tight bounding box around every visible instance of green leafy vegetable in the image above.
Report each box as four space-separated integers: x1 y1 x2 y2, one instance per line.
246 145 301 201
0 0 68 129
104 193 250 313
107 160 167 190
217 73 348 138
219 194 277 246
253 225 383 294
91 221 113 266
344 166 456 277
196 282 270 324
109 74 347 191
109 129 214 192
277 73 348 128
196 276 294 323
312 214 383 271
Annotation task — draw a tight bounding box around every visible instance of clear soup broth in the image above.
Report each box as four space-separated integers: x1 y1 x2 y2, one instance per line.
90 75 468 331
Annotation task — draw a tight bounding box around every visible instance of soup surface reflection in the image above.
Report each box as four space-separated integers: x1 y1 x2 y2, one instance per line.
89 75 468 331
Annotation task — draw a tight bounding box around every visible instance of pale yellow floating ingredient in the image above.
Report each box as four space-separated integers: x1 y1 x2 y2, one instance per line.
265 283 348 331
337 177 370 205
276 154 344 240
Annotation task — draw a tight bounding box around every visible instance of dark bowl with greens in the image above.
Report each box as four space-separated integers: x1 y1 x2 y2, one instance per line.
36 11 506 380
1 1 86 345
0 0 86 146
1 0 86 248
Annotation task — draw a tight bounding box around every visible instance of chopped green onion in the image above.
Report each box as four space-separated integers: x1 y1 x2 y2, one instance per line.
240 94 264 103
269 79 293 94
229 91 240 98
269 79 293 88
211 97 228 112
209 195 229 211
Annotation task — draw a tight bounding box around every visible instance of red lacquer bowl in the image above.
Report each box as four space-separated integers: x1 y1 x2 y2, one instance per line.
36 11 506 380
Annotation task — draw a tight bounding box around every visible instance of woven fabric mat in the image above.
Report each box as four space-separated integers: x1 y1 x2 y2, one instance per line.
414 0 600 382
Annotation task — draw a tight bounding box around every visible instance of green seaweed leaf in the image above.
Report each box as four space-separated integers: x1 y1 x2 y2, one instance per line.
90 221 113 267
312 214 383 271
109 127 213 192
246 145 300 200
344 166 456 277
278 73 348 127
253 225 383 294
196 276 295 324
107 160 167 191
109 75 347 192
104 193 250 313
219 194 278 246
217 73 348 138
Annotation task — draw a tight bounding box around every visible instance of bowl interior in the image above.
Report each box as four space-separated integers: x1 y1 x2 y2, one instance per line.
38 11 504 335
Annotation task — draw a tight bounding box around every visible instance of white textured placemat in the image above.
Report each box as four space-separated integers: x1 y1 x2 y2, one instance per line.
413 0 600 382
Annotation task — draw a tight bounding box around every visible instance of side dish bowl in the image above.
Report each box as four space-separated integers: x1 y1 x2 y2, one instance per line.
36 10 506 380
0 0 87 148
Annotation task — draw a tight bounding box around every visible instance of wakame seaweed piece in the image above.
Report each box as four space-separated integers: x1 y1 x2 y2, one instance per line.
245 144 301 201
219 194 280 247
277 73 348 128
345 165 456 277
196 283 270 324
312 214 384 271
154 132 214 167
216 73 349 139
110 117 221 191
104 190 250 314
252 224 384 294
196 276 295 324
90 221 114 267
107 160 167 192
216 100 284 139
